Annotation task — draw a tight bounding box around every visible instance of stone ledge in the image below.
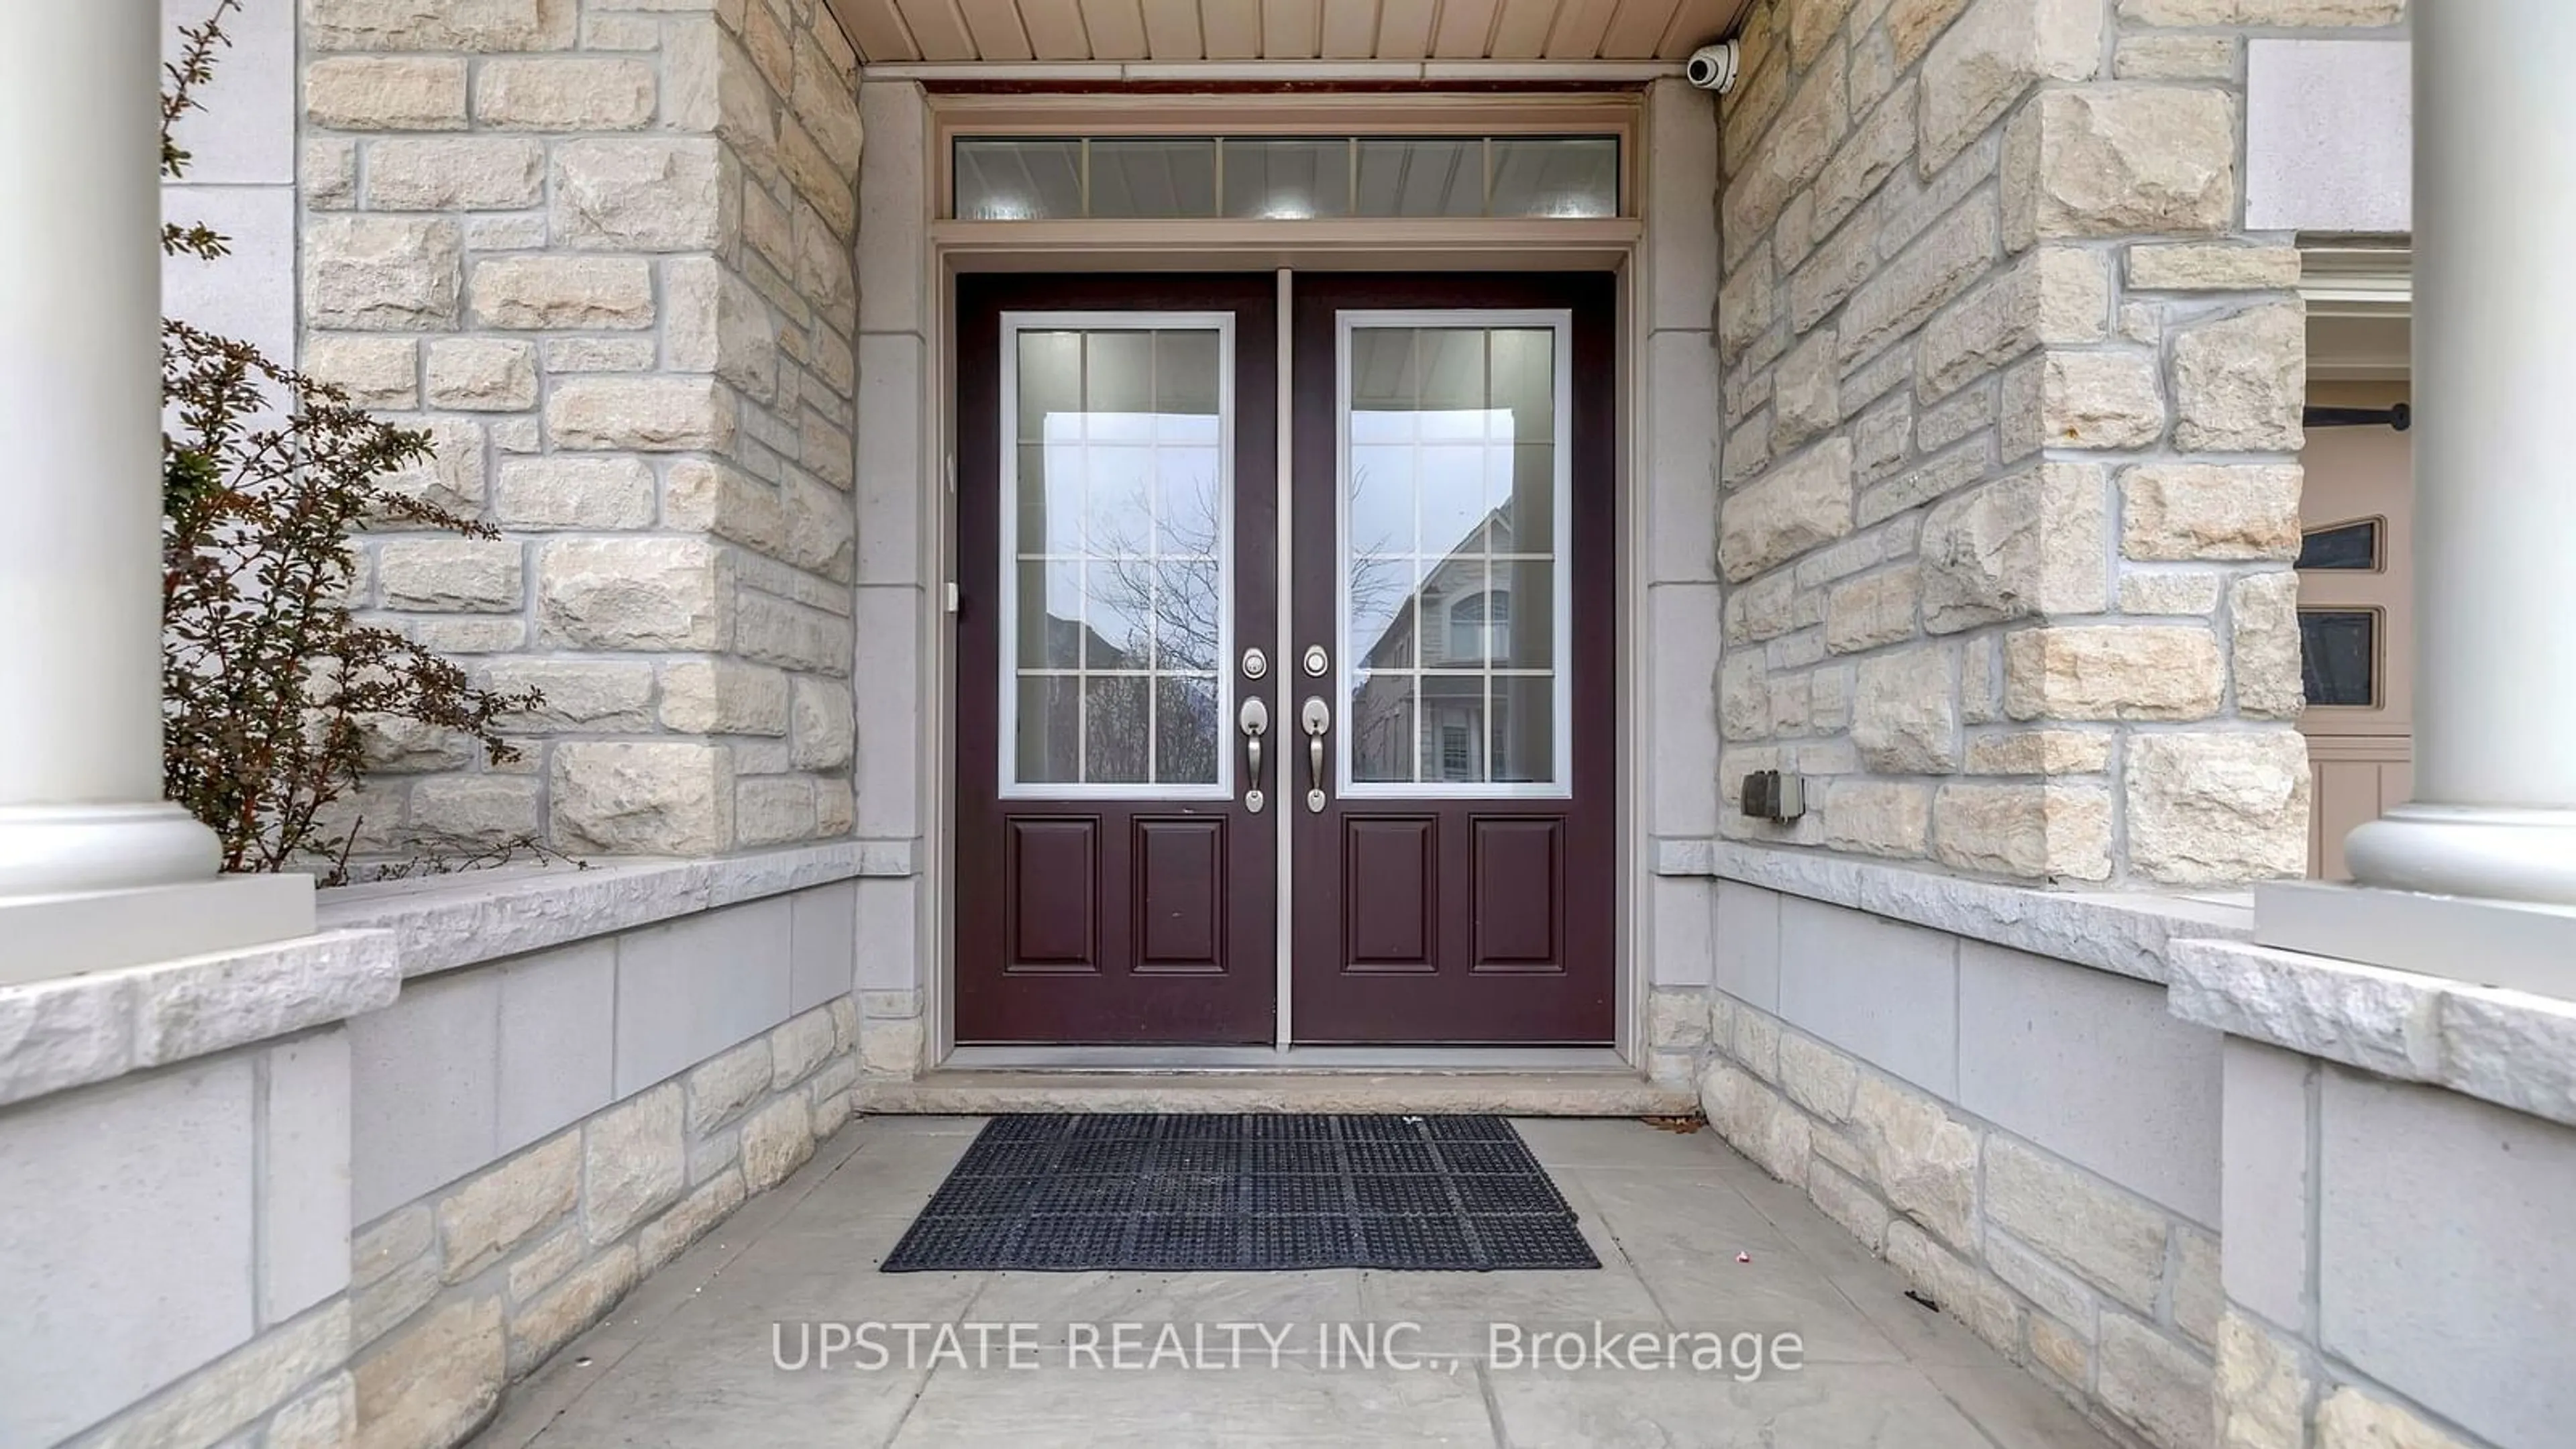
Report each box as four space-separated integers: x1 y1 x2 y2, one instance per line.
2168 936 2576 1131
0 928 398 1109
859 1070 1699 1117
1658 838 2254 984
318 839 906 980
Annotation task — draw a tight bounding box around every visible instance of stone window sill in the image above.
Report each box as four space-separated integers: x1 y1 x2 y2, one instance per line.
2169 935 2576 1130
317 838 910 981
1654 837 2255 985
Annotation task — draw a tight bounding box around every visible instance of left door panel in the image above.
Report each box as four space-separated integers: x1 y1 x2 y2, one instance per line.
955 275 1279 1044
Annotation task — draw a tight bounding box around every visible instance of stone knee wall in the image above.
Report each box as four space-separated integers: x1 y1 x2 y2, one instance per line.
1689 881 2229 1448
5 1031 361 1449
1713 0 2404 885
298 0 863 862
2211 1039 2553 1449
347 999 857 1449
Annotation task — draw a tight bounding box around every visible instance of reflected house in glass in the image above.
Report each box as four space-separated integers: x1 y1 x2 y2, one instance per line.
1349 505 1543 784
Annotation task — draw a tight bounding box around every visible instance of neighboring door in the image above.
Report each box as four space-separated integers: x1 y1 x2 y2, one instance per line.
954 274 1279 1044
1289 274 1615 1044
955 272 1614 1047
2298 381 2415 879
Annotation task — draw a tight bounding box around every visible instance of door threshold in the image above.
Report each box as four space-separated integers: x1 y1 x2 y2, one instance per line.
859 1060 1697 1117
941 1045 1629 1073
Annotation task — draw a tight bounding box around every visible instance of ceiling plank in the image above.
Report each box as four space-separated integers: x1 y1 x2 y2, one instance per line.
1430 0 1501 58
1375 0 1437 59
894 0 980 58
1318 0 1378 57
1078 0 1152 57
1542 0 1618 59
955 0 1036 56
1263 0 1324 58
827 0 922 61
1140 0 1204 57
1485 0 1556 58
1654 0 1743 57
1596 0 1678 58
1018 0 1096 56
1201 0 1264 58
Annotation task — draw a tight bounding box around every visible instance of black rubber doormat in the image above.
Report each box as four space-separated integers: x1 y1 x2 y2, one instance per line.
881 1114 1599 1273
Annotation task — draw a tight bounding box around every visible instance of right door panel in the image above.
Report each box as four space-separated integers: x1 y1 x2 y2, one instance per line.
1289 274 1616 1044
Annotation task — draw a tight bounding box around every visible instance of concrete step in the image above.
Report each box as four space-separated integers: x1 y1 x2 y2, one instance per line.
853 1068 1699 1116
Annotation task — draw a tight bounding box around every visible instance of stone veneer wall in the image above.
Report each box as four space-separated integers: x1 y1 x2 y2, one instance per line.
1686 879 2230 1448
1713 0 2404 885
346 998 856 1449
299 0 863 862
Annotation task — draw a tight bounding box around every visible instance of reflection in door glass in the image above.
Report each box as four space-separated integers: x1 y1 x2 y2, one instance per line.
1344 322 1562 789
1009 325 1226 788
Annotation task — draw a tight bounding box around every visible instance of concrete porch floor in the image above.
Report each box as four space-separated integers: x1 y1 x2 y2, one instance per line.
476 1116 2118 1448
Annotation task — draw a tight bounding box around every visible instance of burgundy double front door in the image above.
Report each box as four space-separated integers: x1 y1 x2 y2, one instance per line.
955 272 1613 1046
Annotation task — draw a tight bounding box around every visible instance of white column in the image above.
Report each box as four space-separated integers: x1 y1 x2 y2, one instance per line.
2345 1 2576 904
0 0 223 896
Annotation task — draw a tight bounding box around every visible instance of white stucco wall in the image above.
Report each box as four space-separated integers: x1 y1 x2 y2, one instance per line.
2247 38 2414 235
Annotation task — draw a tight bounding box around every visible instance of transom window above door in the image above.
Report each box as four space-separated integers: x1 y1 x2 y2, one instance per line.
953 135 1619 221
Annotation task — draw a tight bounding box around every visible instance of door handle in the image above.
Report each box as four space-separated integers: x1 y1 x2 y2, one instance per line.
1300 696 1331 814
1240 697 1269 814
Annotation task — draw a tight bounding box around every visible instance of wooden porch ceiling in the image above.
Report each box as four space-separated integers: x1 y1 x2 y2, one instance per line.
822 0 1754 66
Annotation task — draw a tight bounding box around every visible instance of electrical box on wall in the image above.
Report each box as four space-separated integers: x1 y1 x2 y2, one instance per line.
1739 770 1807 822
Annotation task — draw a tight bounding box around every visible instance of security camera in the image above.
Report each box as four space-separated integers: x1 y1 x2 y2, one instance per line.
1686 40 1740 95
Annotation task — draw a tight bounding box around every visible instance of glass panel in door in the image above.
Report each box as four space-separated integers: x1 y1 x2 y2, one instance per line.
1340 317 1570 794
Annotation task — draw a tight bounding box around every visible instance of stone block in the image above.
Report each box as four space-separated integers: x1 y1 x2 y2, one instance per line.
493 458 657 530
476 57 657 129
2222 1039 2311 1329
305 335 419 409
666 257 782 403
1717 246 1776 367
2005 626 2224 721
2232 570 2304 720
1776 897 1959 1095
2125 0 2403 22
546 376 739 451
479 659 655 733
784 471 857 578
438 1131 578 1281
410 775 542 849
2097 1313 2216 1449
740 1092 815 1191
1887 0 1975 68
537 537 731 650
551 138 734 252
1851 645 1960 774
612 899 794 1095
551 742 735 856
1917 0 2102 171
657 657 791 737
860 1015 924 1077
1919 463 2108 632
2007 87 2237 242
352 1295 504 1449
264 1032 356 1324
2121 464 2304 561
492 942 615 1153
2175 1227 2222 1346
1959 941 2222 1222
1701 1061 1811 1187
584 1083 686 1246
1962 729 2112 775
2312 1387 2476 1449
2121 570 2226 616
268 1372 356 1449
2317 1069 2576 1448
2125 731 2310 883
424 337 539 412
2025 349 2165 451
1723 54 1849 255
637 1169 748 1273
2173 304 2307 452
1823 564 1919 654
771 1006 839 1090
1839 202 1999 368
1720 438 1855 582
364 138 545 211
354 1207 433 1293
1930 782 2114 881
304 216 462 331
1848 1073 1978 1249
1984 1136 2171 1313
1988 1228 2098 1337
1772 329 1840 450
1886 1220 2023 1354
62 1304 350 1449
2215 1309 2308 1449
663 456 785 552
1713 882 1782 1010
349 969 499 1222
2130 244 2302 292
1819 779 1933 859
470 256 655 330
305 57 467 131
1805 1154 1892 1250
790 677 856 771
735 775 821 848
686 1038 774 1136
2029 1313 2090 1387
777 115 858 238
